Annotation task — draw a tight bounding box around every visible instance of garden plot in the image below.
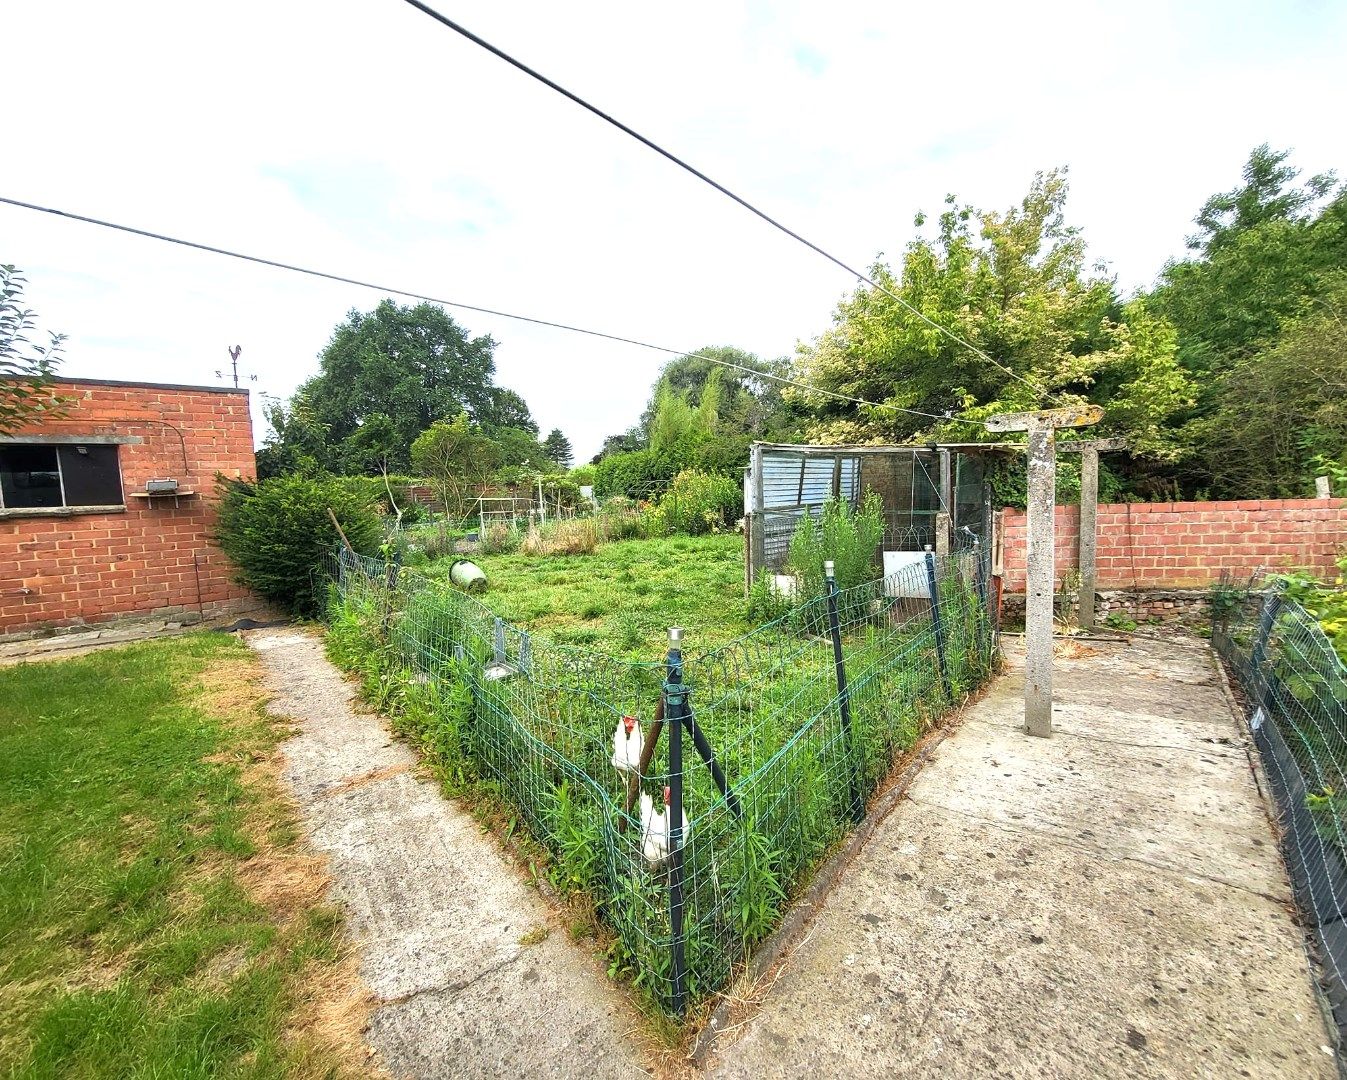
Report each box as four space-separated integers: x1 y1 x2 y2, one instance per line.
326 538 995 1018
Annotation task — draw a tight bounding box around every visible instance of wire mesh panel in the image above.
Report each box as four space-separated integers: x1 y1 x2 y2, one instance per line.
324 543 996 1015
1214 588 1347 1036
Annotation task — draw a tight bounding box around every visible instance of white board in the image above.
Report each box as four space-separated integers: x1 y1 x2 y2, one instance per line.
883 550 928 598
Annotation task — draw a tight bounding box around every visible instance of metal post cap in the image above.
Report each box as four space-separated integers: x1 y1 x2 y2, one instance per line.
668 627 683 644
824 560 835 576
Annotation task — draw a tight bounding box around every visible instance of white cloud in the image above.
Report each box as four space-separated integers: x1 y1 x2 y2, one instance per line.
4 0 1345 461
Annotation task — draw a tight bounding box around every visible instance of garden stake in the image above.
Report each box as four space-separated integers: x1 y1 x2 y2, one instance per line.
665 627 688 1018
926 550 952 700
681 711 742 820
824 561 864 824
619 695 664 834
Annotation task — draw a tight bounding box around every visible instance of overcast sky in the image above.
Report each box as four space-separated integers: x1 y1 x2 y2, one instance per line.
5 0 1345 463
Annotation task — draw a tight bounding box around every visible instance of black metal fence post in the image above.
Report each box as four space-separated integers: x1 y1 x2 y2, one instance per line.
824 561 864 823
926 549 952 700
1250 589 1281 710
664 627 688 1017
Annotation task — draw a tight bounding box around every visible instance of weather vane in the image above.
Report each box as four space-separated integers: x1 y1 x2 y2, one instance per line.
215 345 258 388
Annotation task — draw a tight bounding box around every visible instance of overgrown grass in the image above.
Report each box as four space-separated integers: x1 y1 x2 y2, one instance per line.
0 635 359 1079
326 543 995 1018
426 533 750 657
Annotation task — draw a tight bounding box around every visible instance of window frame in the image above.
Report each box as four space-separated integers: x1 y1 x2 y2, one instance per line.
0 435 138 518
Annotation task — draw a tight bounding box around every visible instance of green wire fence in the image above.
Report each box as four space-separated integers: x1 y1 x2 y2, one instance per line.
324 541 997 1016
1214 584 1347 1039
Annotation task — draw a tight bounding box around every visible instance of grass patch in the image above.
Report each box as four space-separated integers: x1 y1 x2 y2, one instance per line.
0 635 368 1078
428 534 749 657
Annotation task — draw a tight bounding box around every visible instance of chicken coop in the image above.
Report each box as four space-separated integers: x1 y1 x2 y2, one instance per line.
742 441 1007 588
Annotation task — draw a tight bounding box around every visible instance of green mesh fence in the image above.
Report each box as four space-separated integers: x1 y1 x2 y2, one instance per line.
1214 586 1347 1038
324 542 996 1015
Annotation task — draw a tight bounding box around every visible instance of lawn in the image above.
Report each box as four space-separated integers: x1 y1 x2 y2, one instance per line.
0 635 360 1079
426 533 751 656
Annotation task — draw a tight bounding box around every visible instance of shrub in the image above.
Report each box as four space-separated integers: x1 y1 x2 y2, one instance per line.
593 448 682 500
215 474 383 615
478 522 522 555
596 497 648 541
658 469 742 535
787 492 886 601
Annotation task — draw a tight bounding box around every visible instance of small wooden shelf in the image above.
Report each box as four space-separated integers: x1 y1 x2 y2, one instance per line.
128 489 199 507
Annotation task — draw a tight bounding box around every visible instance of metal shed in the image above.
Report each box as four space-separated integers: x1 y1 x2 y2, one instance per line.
743 441 1008 586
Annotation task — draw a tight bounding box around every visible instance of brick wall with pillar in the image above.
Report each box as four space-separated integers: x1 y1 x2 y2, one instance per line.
0 377 264 639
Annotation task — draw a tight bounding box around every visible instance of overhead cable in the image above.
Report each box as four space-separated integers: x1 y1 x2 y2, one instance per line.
397 0 1045 399
0 194 984 427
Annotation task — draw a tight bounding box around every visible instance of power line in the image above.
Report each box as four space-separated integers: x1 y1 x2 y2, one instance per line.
397 0 1045 399
0 194 983 428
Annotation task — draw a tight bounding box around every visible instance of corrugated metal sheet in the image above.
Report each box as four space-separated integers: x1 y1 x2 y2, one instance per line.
760 450 859 510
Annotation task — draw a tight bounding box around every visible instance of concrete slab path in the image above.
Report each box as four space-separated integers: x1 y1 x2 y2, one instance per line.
247 630 648 1080
705 636 1335 1078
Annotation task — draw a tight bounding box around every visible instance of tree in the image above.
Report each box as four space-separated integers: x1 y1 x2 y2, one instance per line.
542 428 573 469
280 299 528 473
1179 275 1347 498
410 415 500 519
1 265 67 434
1151 148 1343 371
790 171 1192 461
636 347 799 443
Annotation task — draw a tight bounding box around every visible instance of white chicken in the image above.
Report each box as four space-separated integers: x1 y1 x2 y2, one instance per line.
639 785 691 868
610 715 644 773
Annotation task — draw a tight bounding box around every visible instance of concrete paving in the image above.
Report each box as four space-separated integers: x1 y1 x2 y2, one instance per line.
247 630 648 1080
706 636 1336 1078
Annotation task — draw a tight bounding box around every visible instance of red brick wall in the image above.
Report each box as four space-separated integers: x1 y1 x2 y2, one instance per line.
1 379 260 637
1000 499 1347 592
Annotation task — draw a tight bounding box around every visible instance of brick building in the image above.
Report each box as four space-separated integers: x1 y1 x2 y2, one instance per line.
0 377 261 639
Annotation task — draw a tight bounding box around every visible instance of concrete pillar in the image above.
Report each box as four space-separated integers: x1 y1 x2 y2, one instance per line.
1078 446 1099 630
1024 424 1057 738
1317 476 1333 499
935 511 951 559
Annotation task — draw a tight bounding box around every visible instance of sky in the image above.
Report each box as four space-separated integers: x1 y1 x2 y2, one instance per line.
4 0 1346 463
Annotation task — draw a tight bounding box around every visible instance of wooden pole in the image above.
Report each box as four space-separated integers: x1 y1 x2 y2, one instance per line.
326 507 356 554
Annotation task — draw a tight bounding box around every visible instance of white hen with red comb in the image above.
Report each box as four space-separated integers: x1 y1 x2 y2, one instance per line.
611 715 644 773
639 786 690 868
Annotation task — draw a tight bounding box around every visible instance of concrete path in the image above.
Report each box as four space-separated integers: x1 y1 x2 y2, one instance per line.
247 630 648 1080
706 636 1335 1078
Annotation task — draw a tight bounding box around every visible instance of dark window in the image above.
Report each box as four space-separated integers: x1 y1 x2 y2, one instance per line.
0 443 123 510
59 445 123 505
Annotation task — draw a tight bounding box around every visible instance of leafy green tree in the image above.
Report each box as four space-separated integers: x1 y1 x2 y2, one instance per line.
542 428 573 468
637 347 799 443
279 300 535 473
1180 275 1347 498
1150 147 1344 374
1 265 67 434
791 171 1192 461
410 415 500 519
491 426 551 471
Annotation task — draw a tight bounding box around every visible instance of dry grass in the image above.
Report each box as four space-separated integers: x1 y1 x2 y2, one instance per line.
521 518 600 556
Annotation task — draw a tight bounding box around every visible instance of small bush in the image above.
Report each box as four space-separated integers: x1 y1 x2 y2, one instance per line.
787 492 885 601
478 523 522 555
658 469 742 535
746 571 794 625
215 474 383 615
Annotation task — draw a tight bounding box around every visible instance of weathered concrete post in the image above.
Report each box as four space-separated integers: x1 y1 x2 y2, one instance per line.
934 511 951 559
1060 438 1125 631
748 442 765 585
986 406 1103 738
1317 476 1333 500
